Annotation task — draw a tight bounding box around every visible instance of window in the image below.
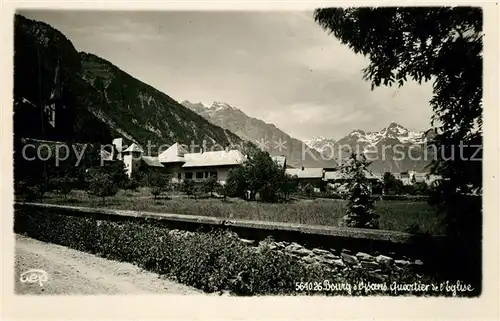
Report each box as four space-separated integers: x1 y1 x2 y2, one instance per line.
185 172 193 180
209 171 217 179
177 173 181 180
196 172 204 179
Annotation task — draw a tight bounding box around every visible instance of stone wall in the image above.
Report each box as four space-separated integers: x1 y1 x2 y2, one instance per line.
167 228 426 281
16 202 452 281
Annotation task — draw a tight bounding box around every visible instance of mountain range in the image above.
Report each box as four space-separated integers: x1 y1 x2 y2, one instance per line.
181 100 435 173
305 123 436 173
181 101 336 168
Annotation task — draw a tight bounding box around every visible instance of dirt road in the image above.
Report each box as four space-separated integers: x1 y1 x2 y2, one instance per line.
14 234 204 295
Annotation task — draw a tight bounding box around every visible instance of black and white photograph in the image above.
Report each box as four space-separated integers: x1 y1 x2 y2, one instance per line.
6 2 497 310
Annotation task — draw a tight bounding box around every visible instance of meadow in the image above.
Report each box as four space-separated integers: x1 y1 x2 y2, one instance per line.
41 187 445 235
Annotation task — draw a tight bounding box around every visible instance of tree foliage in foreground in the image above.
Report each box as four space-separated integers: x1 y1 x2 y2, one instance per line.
314 7 482 236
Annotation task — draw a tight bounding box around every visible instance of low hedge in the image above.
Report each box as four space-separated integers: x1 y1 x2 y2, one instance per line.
14 208 442 296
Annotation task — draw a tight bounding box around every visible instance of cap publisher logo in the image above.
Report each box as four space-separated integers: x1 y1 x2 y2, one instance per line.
20 269 49 287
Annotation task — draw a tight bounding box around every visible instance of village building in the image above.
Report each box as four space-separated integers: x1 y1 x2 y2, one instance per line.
394 172 412 185
111 138 125 160
110 139 247 184
324 169 383 194
122 143 144 178
107 137 443 190
394 170 441 185
285 167 325 184
160 143 246 183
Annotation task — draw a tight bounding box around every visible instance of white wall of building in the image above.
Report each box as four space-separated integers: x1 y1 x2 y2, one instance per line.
123 154 141 178
181 167 233 184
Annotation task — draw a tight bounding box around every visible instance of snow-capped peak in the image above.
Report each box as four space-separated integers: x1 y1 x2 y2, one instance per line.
307 122 427 152
386 122 409 136
306 135 328 142
304 136 337 151
349 129 366 137
210 101 238 111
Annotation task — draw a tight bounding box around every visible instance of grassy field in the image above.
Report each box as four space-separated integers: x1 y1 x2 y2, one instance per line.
38 187 445 235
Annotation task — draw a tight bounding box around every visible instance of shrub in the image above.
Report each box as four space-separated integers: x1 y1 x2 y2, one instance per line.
229 241 311 295
144 171 172 200
302 183 315 197
17 180 46 202
86 169 119 204
225 166 248 199
48 175 78 198
414 181 430 195
202 177 220 198
168 230 248 292
181 180 196 196
280 177 298 201
383 172 404 195
171 181 181 192
102 161 129 189
192 182 205 199
150 187 163 200
131 171 146 187
123 178 139 192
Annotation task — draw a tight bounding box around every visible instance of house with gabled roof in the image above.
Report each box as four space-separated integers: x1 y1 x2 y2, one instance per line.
112 138 247 184
285 167 325 187
176 148 246 183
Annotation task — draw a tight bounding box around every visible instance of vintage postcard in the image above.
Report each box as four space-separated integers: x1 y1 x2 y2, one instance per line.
2 1 499 320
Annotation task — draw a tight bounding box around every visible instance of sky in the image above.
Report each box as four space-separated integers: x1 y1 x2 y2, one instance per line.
19 10 434 141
